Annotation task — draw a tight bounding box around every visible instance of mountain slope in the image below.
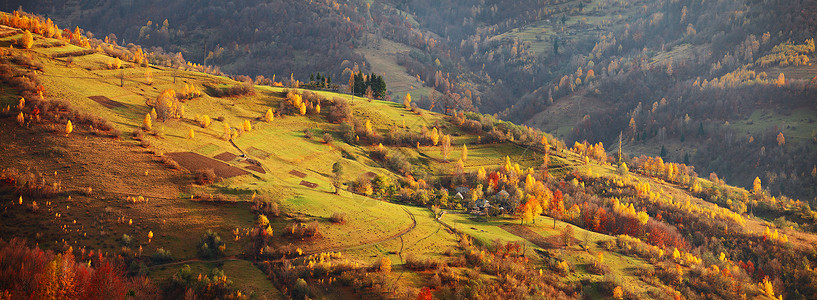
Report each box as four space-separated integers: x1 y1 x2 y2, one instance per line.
3 9 817 300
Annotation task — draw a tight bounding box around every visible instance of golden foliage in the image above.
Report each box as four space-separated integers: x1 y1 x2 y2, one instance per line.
143 113 152 130
65 120 72 136
403 93 411 109
612 286 623 299
20 30 33 49
379 257 392 273
264 108 274 122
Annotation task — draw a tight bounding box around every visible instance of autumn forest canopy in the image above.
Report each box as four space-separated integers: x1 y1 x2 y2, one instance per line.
0 0 817 299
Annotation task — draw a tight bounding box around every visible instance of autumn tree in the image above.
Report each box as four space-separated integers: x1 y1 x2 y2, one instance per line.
777 132 785 146
65 120 72 136
348 72 354 93
365 120 373 137
613 286 624 299
477 167 487 182
461 144 468 161
188 128 195 139
455 159 465 177
551 189 564 228
222 122 231 140
776 73 786 86
243 120 252 132
403 93 412 109
759 276 775 298
562 224 574 246
264 108 274 122
518 201 534 224
198 115 211 128
332 162 343 194
430 127 440 145
379 257 392 273
143 113 152 130
20 30 33 49
151 89 181 120
145 69 153 85
753 177 762 194
441 134 451 161
618 162 629 175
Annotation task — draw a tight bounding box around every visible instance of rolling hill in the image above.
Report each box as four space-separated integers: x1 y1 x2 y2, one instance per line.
1 9 817 300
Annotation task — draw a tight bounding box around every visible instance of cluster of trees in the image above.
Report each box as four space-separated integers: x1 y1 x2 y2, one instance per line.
0 238 159 299
349 71 386 99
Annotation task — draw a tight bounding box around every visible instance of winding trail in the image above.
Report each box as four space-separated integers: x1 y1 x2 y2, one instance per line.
303 206 417 254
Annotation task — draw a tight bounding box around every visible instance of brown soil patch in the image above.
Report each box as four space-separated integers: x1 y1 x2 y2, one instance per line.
88 96 125 109
246 147 270 159
213 152 237 162
365 172 377 178
245 165 265 174
299 181 318 189
166 152 249 178
289 170 307 178
500 224 561 249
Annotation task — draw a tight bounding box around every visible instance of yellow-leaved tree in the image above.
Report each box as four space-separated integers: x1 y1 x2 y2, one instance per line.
440 134 451 161
379 257 391 273
188 128 195 139
264 108 274 122
776 73 785 87
20 30 33 49
403 93 411 109
65 120 72 136
143 113 152 130
199 115 211 128
145 69 153 85
430 127 439 145
612 286 623 299
462 144 468 161
243 120 252 132
753 177 762 194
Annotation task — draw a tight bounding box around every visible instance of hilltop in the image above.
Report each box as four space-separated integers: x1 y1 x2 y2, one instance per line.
1 10 817 300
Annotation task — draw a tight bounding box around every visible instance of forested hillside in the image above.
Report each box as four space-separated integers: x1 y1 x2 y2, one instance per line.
4 9 817 300
8 0 817 204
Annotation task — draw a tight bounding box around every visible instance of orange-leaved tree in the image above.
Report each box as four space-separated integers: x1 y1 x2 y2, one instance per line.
20 30 33 49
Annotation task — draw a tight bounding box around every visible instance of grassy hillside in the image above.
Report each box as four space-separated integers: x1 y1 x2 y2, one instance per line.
3 17 817 300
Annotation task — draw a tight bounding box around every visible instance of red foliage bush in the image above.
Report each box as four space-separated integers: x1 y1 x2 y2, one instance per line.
0 238 158 299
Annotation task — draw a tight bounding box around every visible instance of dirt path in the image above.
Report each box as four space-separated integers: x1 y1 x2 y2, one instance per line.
304 207 417 254
149 256 241 269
